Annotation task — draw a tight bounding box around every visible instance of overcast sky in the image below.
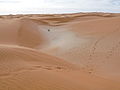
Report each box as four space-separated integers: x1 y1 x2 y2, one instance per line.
0 0 120 14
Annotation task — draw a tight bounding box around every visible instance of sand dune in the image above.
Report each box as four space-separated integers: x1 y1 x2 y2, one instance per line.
0 13 120 90
0 45 120 90
38 14 120 81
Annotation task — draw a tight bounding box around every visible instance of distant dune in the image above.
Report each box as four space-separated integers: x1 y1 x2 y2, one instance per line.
0 13 120 90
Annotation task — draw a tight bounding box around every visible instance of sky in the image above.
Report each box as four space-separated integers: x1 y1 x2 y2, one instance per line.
0 0 120 15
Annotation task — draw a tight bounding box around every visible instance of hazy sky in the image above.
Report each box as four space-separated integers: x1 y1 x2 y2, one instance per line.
0 0 120 14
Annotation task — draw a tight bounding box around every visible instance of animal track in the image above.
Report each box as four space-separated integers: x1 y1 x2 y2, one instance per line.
32 65 42 68
107 41 120 58
0 65 65 78
0 73 11 78
89 26 120 62
55 66 63 70
89 39 101 61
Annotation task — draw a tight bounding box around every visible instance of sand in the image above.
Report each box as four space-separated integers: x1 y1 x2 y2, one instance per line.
0 12 120 90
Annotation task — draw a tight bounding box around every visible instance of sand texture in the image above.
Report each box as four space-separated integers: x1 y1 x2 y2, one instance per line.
0 12 120 90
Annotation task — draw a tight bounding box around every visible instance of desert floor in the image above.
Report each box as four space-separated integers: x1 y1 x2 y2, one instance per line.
0 13 120 90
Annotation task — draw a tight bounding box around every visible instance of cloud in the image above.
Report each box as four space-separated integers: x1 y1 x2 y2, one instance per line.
111 0 120 5
45 0 120 8
0 0 20 3
0 0 120 14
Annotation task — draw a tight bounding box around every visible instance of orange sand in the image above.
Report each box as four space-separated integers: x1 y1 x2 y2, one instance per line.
0 12 120 90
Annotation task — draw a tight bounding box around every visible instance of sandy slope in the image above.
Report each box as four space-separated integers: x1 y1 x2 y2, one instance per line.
37 13 120 81
0 45 120 90
0 13 120 90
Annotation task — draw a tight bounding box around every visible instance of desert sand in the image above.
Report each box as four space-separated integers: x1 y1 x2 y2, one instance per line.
0 12 120 90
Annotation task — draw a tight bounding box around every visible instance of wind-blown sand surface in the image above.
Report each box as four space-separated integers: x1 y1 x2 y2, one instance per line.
0 12 120 90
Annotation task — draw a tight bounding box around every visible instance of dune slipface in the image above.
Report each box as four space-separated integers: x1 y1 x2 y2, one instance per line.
0 13 120 90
